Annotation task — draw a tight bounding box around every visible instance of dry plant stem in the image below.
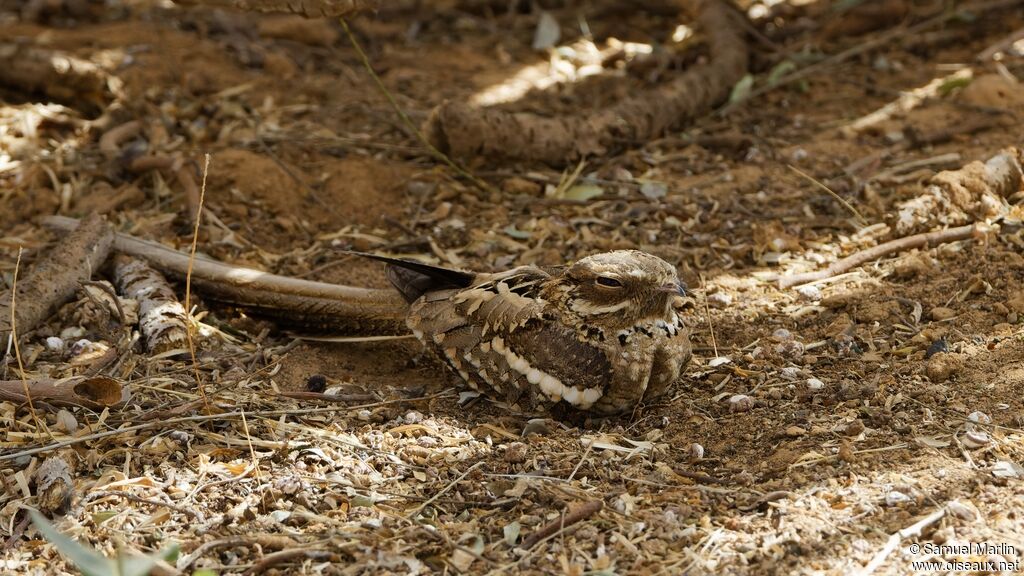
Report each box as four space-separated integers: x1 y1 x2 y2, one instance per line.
787 164 866 225
8 248 44 437
43 215 409 334
859 507 946 576
521 500 603 549
424 0 748 164
112 255 188 353
242 549 335 575
0 214 113 346
0 376 123 409
186 154 211 405
338 18 496 195
723 0 1024 113
407 461 484 518
174 0 376 16
778 224 982 289
178 535 300 572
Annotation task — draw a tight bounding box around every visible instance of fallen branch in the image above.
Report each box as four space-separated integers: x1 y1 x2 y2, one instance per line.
43 216 409 334
173 0 376 17
1 214 113 346
0 42 119 109
521 500 603 549
112 255 189 354
778 224 984 289
859 507 945 576
424 0 748 165
242 549 336 575
0 376 124 409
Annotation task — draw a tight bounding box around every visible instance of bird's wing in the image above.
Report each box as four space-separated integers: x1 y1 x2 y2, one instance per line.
409 266 615 412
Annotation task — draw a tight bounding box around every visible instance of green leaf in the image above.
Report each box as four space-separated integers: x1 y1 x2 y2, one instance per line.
729 74 754 104
192 570 219 576
938 76 972 96
767 61 797 86
91 511 118 525
30 510 114 576
563 184 604 201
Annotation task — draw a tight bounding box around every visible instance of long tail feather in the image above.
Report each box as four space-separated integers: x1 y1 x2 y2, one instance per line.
346 252 475 303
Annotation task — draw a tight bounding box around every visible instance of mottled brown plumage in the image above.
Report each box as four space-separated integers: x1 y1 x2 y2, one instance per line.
365 250 691 416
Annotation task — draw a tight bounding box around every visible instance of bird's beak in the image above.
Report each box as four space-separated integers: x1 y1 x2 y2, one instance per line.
657 281 686 296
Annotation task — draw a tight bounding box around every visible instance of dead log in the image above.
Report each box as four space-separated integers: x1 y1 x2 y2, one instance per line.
1 214 114 347
0 376 124 409
43 216 409 335
0 43 118 109
112 256 189 354
172 0 377 17
893 148 1023 234
423 0 749 165
34 451 77 515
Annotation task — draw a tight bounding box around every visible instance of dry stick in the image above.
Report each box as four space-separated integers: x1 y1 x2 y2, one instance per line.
407 461 485 519
777 224 983 289
520 500 603 549
185 154 211 410
0 376 123 409
8 248 43 435
699 273 718 357
338 17 497 196
242 549 335 576
859 507 946 576
723 0 1024 112
787 164 866 226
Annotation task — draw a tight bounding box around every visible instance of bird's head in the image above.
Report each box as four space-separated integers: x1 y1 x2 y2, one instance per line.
552 250 685 329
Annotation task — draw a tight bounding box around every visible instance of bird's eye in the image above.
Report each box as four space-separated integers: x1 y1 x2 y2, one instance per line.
595 276 623 288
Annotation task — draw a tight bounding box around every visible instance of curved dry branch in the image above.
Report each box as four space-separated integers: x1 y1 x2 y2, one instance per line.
43 216 409 335
172 0 377 17
423 0 748 165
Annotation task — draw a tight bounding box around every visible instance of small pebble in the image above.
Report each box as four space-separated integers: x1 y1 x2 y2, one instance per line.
729 394 755 412
930 307 956 321
843 419 865 437
689 443 704 461
404 411 424 424
504 442 528 464
838 441 856 463
708 356 732 368
946 500 977 521
780 367 802 380
926 352 959 382
44 336 65 353
795 285 822 302
772 328 793 342
707 292 733 308
806 378 824 390
885 490 911 506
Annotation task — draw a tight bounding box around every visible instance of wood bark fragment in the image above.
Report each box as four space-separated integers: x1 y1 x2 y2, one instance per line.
0 42 118 109
0 376 124 408
172 0 377 17
113 255 189 354
423 0 748 165
43 216 409 334
521 500 603 548
0 214 113 347
33 451 76 515
893 148 1023 234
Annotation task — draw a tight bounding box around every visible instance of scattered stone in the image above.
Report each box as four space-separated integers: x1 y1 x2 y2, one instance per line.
838 441 856 463
843 419 865 437
930 307 956 321
729 394 755 413
780 367 802 380
885 490 911 506
795 284 821 302
502 176 541 196
772 328 793 342
689 443 704 462
707 292 733 308
806 378 824 390
926 352 960 382
708 356 732 368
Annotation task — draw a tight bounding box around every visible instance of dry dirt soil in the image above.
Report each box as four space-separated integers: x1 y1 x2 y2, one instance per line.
1 1 1024 575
